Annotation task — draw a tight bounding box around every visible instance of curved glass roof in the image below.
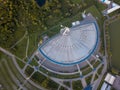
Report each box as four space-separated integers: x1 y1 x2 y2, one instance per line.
39 22 99 65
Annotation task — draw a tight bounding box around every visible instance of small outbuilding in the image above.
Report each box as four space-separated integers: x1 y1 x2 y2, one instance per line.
104 73 116 85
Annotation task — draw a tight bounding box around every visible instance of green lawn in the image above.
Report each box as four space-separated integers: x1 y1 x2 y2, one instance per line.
59 86 68 90
97 65 104 74
85 75 92 85
72 80 83 90
11 36 28 59
29 58 39 66
115 0 120 4
25 66 34 76
16 59 25 69
82 67 92 76
39 66 80 79
0 53 40 90
0 60 17 90
86 5 103 30
70 0 82 4
86 5 102 19
86 5 105 54
63 81 70 87
31 72 59 90
94 74 98 81
93 61 101 68
109 18 120 70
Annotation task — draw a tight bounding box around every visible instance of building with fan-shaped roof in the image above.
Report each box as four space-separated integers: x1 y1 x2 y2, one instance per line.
38 14 100 66
30 13 102 79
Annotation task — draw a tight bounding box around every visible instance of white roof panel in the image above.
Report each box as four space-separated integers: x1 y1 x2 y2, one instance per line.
105 73 116 85
40 23 99 65
101 82 108 90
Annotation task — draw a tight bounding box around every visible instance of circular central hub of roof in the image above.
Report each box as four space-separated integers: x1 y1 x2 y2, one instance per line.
60 27 70 36
39 22 99 65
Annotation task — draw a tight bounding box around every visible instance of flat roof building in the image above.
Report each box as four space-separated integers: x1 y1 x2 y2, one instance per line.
99 0 120 14
101 82 108 90
104 73 116 85
101 82 112 90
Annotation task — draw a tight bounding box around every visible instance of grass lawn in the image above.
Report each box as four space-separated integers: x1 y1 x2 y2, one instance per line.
16 59 25 69
0 53 40 90
31 72 47 84
29 58 39 66
72 80 83 90
0 60 17 90
108 18 120 70
70 0 82 4
86 5 102 19
95 1 107 11
93 61 101 68
39 66 80 79
11 36 28 59
59 86 68 90
94 74 98 81
42 10 82 37
86 5 103 30
97 65 104 74
31 72 59 89
85 75 92 85
82 67 92 76
25 66 34 76
63 81 70 87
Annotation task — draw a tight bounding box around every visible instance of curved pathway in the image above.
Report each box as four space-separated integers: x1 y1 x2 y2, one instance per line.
0 47 46 90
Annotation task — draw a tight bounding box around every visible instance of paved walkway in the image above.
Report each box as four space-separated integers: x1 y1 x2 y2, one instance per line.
92 56 107 90
92 15 109 89
81 78 87 88
10 31 27 49
0 47 46 90
0 44 107 90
